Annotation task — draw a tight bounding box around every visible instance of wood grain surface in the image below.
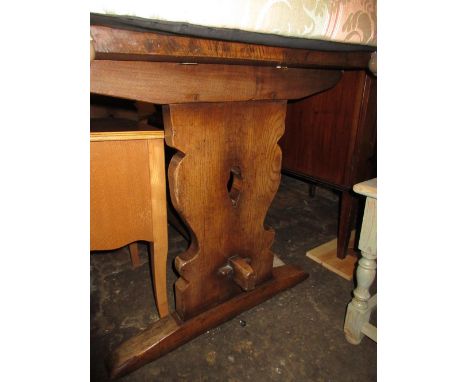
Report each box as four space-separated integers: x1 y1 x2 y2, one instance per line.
164 101 286 320
148 138 169 317
90 139 153 250
90 130 164 142
91 25 372 70
90 133 169 318
282 71 369 187
90 60 341 104
281 71 376 259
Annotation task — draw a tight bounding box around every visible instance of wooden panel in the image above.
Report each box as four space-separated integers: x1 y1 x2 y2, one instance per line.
164 101 286 320
90 140 153 249
347 75 377 186
281 71 367 187
90 60 341 104
90 130 164 142
91 25 372 70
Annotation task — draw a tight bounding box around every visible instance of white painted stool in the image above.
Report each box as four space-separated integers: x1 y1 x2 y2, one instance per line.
344 178 377 344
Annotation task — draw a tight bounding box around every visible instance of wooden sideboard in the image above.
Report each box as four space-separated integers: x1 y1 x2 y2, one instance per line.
280 70 377 259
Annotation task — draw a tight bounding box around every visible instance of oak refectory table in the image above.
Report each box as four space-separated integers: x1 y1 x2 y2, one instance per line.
90 2 376 378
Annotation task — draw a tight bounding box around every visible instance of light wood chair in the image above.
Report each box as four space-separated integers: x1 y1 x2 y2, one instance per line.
90 127 169 318
344 178 377 344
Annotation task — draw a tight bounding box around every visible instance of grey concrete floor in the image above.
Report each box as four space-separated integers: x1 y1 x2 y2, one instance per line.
91 175 376 381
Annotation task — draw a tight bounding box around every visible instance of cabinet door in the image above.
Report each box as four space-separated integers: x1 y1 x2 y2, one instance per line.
280 71 376 189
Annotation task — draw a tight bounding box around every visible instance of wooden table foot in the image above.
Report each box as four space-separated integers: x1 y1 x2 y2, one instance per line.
108 265 308 379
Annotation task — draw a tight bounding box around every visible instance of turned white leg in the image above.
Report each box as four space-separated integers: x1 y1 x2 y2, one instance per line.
344 179 377 344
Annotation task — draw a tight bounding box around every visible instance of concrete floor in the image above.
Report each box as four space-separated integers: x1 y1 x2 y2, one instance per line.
91 175 377 381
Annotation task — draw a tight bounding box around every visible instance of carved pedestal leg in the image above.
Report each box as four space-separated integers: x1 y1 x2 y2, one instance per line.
164 101 288 320
107 100 309 378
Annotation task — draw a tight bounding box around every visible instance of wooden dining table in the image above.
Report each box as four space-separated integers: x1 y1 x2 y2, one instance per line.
90 19 375 378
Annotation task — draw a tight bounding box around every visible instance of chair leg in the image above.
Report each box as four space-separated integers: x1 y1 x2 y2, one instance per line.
337 191 357 259
129 242 141 268
146 138 169 318
149 241 169 318
308 183 316 198
344 250 377 344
